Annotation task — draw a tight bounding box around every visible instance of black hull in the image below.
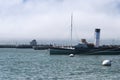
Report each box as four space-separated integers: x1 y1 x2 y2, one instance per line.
49 48 75 55
49 48 120 55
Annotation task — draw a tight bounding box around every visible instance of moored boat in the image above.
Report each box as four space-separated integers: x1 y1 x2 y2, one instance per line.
49 28 120 55
49 46 120 55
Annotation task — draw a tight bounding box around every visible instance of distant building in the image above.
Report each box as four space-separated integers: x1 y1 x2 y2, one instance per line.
30 39 37 46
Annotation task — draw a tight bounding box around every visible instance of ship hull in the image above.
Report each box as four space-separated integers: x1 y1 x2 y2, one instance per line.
49 48 120 55
49 48 75 55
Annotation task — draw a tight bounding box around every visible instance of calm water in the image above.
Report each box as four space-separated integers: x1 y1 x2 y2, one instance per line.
0 48 120 80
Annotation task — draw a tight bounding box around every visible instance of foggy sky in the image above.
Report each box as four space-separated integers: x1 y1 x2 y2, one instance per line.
0 0 120 41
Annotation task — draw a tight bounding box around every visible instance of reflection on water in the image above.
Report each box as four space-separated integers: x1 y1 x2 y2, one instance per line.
0 48 120 80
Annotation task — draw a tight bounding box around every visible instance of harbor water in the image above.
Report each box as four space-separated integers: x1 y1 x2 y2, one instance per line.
0 48 120 80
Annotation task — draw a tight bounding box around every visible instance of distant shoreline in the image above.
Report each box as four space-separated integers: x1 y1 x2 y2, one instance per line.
0 44 33 48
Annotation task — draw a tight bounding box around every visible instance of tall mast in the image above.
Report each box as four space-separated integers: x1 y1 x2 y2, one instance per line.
71 13 73 46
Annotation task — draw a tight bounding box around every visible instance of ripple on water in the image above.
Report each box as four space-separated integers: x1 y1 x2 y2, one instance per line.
0 49 120 80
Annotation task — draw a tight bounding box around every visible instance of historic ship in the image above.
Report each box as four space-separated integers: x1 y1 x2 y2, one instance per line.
49 14 120 55
49 15 120 55
49 28 120 55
